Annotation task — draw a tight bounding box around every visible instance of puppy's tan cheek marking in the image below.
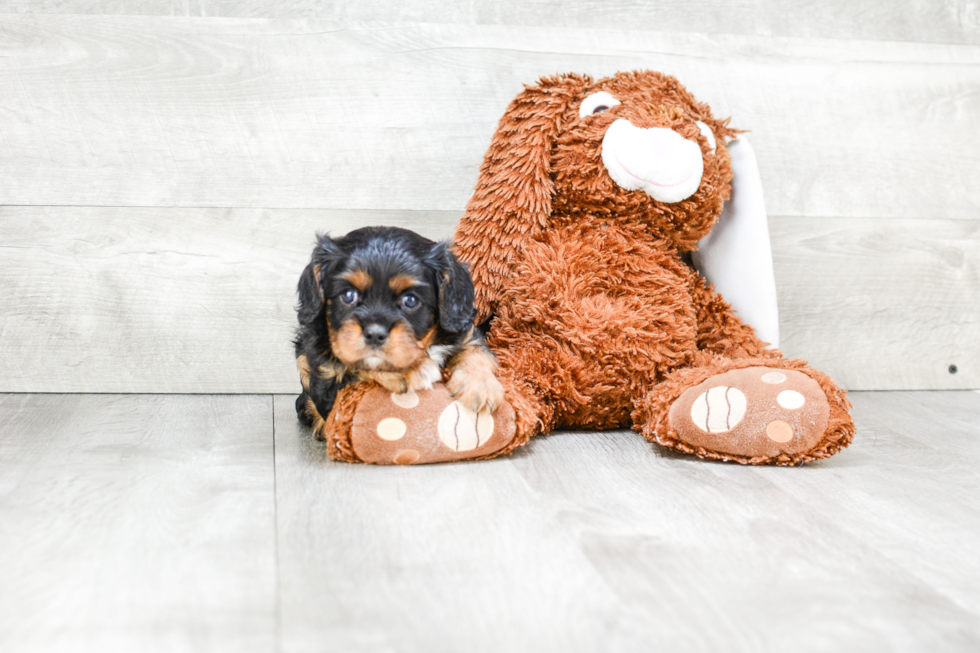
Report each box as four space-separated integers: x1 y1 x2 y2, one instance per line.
418 326 438 350
389 274 422 294
382 323 425 369
342 269 373 292
297 354 311 391
330 321 367 365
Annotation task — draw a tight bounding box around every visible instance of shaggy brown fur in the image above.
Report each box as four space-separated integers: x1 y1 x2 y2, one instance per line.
452 70 854 465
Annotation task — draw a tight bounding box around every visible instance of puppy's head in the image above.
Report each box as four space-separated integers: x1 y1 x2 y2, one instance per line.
297 227 474 371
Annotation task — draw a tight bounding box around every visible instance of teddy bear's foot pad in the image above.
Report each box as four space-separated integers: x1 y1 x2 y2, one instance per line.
668 367 830 459
350 384 517 464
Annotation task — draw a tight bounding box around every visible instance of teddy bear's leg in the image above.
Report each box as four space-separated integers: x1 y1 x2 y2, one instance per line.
312 328 560 465
632 356 855 465
314 380 521 465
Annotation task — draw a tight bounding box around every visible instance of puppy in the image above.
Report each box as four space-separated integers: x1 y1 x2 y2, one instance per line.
294 226 504 438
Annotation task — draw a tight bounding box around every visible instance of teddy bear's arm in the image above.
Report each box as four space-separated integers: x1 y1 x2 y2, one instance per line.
690 275 780 359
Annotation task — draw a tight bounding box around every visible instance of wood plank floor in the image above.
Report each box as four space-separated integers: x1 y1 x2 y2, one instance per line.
1 390 979 652
0 394 278 653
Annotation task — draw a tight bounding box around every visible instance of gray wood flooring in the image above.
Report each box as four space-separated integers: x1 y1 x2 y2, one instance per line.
2 390 979 652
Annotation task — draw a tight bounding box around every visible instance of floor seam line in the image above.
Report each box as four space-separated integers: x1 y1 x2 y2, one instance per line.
271 394 283 653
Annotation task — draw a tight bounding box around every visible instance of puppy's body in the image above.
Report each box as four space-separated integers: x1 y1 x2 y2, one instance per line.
294 226 503 437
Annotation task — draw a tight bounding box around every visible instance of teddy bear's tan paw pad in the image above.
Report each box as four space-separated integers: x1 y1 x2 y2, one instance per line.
668 367 831 459
349 383 516 464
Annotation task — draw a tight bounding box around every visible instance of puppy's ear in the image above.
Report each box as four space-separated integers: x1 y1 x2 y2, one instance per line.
452 73 590 322
296 262 322 325
297 234 345 325
426 241 475 334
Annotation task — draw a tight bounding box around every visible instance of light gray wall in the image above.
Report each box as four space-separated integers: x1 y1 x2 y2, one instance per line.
1 3 977 392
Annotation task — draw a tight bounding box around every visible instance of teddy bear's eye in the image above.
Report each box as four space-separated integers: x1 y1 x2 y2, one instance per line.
579 91 621 118
695 120 716 153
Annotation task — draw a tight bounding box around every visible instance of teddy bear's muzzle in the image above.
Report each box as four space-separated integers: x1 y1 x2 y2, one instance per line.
601 118 704 203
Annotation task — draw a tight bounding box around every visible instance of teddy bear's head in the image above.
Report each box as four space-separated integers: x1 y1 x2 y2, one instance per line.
457 70 740 318
550 71 738 247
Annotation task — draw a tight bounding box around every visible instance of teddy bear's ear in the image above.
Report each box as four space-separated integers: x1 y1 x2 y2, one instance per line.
453 74 590 322
691 136 780 348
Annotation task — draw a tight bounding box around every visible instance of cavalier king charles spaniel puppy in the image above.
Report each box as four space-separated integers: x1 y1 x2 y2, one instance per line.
294 226 504 438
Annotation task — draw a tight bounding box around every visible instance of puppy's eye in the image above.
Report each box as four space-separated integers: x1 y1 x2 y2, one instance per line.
579 91 621 118
400 294 420 310
340 289 359 305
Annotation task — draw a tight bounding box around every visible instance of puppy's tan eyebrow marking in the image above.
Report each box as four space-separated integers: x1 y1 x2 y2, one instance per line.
342 269 373 291
389 274 423 294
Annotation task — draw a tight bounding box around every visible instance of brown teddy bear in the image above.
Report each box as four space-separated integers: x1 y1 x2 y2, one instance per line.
322 70 854 466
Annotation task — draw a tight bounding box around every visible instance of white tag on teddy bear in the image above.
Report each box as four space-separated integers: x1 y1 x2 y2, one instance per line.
692 136 780 349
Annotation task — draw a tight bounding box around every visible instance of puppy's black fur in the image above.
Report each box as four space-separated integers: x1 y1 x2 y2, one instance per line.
294 226 500 435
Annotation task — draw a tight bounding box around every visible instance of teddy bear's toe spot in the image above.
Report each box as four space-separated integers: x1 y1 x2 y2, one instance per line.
390 390 419 409
438 402 494 452
376 417 407 441
393 449 420 465
777 390 805 410
766 420 794 443
690 386 747 433
761 371 787 384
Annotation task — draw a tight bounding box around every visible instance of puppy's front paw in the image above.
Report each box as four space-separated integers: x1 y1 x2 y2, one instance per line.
360 359 441 396
365 372 409 394
447 367 505 414
405 358 442 393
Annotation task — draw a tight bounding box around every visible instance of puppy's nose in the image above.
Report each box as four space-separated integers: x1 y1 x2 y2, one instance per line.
362 324 389 347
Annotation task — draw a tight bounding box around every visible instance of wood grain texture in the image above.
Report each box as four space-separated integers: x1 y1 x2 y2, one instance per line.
0 394 277 653
2 1 979 46
1 15 980 219
771 215 980 390
1 11 977 394
271 395 656 653
2 207 976 393
271 390 980 652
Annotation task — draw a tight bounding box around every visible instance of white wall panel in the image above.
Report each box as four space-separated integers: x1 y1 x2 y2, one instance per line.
1 9 976 392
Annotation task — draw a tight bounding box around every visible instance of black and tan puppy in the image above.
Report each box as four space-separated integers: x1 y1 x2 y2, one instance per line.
294 226 504 438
